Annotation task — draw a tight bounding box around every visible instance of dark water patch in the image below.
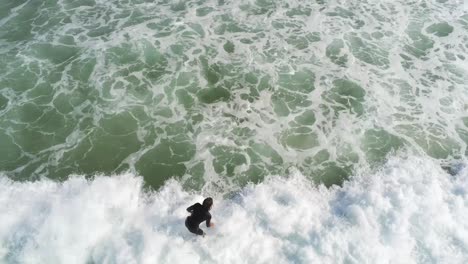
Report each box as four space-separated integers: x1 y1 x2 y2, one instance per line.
326 39 348 66
69 58 96 82
53 93 75 114
100 112 138 136
240 38 253 44
154 107 173 118
0 0 29 19
460 14 468 29
313 162 351 187
65 128 142 175
184 161 206 190
2 66 40 92
136 137 195 187
455 122 468 147
272 89 312 117
244 146 283 185
197 87 231 104
9 103 43 123
0 0 43 42
107 43 141 64
326 7 365 29
62 0 96 9
390 79 420 108
147 18 173 31
199 56 228 85
170 1 186 12
278 69 315 93
87 26 115 38
286 7 311 17
31 43 80 64
270 91 292 116
426 22 453 37
121 10 157 29
443 64 468 84
188 23 205 37
244 73 258 86
322 79 366 117
371 32 384 39
281 127 319 150
286 33 319 50
444 51 457 61
0 94 8 111
271 19 302 30
196 7 214 17
395 123 460 160
223 41 235 53
33 109 69 135
207 142 284 187
293 110 316 126
239 0 276 16
14 128 58 154
326 7 355 19
0 131 23 168
404 21 434 59
361 129 405 165
211 146 247 176
345 33 389 67
25 83 55 105
176 89 195 109
239 164 269 185
214 20 251 35
299 144 359 187
251 142 283 165
256 75 272 92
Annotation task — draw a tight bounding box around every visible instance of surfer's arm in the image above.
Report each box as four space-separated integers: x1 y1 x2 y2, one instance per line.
186 204 195 213
206 213 212 227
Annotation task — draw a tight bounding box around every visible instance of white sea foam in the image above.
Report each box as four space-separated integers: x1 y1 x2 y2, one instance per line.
0 155 467 264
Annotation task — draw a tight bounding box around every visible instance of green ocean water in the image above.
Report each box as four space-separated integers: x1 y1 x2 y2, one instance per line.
0 0 467 191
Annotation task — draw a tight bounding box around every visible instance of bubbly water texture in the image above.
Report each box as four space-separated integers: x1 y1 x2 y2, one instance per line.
1 156 468 263
0 0 467 189
1 0 468 262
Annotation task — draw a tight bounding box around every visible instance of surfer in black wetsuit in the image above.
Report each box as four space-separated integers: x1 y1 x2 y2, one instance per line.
185 197 214 236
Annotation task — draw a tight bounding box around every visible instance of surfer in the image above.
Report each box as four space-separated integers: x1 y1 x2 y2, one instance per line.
185 197 214 236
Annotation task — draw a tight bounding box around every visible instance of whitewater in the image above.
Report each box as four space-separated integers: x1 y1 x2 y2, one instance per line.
1 0 468 263
0 156 467 263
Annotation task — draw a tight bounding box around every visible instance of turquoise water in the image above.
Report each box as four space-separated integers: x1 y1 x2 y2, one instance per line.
1 0 466 190
0 1 468 262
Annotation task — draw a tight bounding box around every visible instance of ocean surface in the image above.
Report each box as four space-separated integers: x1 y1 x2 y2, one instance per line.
0 0 467 263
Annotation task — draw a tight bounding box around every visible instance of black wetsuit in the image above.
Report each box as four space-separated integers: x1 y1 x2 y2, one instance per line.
185 203 211 236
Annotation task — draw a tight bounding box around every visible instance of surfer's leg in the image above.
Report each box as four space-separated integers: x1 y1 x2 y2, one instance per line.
188 227 205 236
194 228 205 236
185 218 204 236
185 218 196 233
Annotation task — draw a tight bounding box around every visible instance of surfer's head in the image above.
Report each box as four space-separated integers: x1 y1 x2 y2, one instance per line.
203 197 213 210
